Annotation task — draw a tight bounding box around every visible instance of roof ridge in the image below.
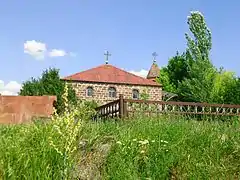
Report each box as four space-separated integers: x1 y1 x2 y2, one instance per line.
113 65 161 84
62 64 162 87
63 64 106 79
120 68 155 82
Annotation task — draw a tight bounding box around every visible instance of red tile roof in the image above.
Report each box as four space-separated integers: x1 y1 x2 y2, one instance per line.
62 64 162 87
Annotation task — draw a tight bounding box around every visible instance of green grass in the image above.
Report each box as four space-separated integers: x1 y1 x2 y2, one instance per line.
0 115 240 179
0 120 71 179
82 115 240 179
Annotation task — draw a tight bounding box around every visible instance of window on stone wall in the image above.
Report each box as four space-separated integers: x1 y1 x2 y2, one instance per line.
86 86 94 97
108 87 116 98
132 89 139 99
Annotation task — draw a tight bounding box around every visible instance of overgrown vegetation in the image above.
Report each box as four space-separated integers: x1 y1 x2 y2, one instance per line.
1 114 239 179
101 116 240 179
0 84 95 179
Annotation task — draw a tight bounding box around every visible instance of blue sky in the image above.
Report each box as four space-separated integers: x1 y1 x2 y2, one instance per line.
0 0 239 95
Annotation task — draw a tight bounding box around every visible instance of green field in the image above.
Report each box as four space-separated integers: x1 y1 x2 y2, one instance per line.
0 115 240 179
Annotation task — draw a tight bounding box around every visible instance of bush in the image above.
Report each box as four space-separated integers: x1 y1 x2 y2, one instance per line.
19 67 78 114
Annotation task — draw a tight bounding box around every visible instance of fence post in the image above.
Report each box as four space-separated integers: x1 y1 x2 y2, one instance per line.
119 94 124 118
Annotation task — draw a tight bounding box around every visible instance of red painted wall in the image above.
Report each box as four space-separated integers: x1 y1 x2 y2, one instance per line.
0 96 57 124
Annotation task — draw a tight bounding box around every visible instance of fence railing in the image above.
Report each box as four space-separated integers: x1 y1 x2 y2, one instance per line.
94 94 240 120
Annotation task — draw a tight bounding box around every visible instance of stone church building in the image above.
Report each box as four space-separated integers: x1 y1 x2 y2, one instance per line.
62 60 162 105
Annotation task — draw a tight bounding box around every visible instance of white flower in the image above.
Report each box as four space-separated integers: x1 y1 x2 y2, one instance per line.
160 140 168 144
116 141 122 145
139 140 149 145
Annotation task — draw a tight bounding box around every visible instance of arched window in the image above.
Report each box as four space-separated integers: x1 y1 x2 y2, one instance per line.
86 86 94 97
132 89 139 99
108 87 116 98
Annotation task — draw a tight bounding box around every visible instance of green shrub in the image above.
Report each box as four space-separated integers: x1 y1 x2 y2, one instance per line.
19 67 78 114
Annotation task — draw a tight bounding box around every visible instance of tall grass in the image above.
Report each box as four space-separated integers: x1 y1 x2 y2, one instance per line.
80 115 240 179
0 104 239 179
0 84 94 179
0 121 68 179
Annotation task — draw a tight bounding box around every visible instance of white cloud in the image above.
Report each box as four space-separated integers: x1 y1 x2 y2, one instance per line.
24 40 47 60
48 49 67 57
0 80 22 95
129 69 148 78
24 40 75 59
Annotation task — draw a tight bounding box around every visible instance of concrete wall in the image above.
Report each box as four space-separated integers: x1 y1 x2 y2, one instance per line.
0 95 56 124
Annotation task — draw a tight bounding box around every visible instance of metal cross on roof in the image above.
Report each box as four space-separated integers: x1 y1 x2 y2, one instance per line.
104 50 111 64
152 52 158 63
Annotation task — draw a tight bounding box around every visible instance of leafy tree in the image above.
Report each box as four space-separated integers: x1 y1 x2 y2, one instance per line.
211 70 237 103
156 68 176 93
221 77 240 104
178 11 218 102
157 51 193 93
157 11 240 105
19 68 78 114
185 11 212 61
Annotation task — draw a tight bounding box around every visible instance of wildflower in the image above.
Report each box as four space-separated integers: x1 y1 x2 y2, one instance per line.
116 141 122 145
160 140 168 144
139 140 149 145
140 150 145 154
220 134 227 142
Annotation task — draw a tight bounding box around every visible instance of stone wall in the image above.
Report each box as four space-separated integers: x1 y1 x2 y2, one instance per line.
0 95 56 124
69 81 162 105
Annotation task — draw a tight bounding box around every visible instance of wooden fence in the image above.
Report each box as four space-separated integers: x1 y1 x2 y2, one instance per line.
94 94 240 120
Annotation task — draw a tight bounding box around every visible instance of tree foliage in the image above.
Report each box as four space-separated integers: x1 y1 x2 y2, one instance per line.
158 11 240 104
185 11 212 61
19 68 78 114
178 11 217 102
157 51 193 93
